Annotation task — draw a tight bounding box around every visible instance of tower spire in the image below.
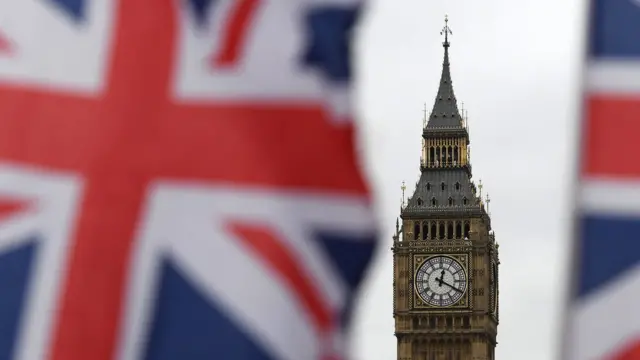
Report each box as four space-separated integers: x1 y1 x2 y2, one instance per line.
425 15 463 129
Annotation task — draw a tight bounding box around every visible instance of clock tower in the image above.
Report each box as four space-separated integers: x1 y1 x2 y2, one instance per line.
392 17 500 360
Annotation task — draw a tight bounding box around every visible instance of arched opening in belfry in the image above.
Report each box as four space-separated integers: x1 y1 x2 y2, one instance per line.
463 197 468 205
435 147 441 165
439 223 445 239
447 146 453 164
448 197 454 206
422 223 429 240
431 223 437 239
441 146 446 163
431 197 437 206
429 147 435 166
447 222 454 239
464 222 470 239
454 146 459 164
455 182 460 191
417 198 423 206
427 182 432 191
455 222 462 238
414 222 420 240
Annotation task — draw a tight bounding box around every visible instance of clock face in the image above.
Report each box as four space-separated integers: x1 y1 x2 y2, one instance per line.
415 256 467 307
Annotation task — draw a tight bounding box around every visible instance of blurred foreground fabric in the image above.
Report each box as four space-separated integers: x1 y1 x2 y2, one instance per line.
563 1 640 359
0 0 378 359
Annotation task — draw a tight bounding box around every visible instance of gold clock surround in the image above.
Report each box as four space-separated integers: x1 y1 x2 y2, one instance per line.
412 253 470 310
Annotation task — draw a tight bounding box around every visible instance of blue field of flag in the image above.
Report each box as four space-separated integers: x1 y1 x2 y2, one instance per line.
589 0 640 57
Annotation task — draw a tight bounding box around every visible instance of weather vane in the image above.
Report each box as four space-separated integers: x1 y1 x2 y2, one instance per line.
441 15 452 45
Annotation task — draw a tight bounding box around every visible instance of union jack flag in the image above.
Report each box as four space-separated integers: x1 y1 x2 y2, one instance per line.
563 0 640 359
0 0 378 359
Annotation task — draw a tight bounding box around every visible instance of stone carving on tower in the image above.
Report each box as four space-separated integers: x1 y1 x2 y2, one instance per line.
392 16 500 360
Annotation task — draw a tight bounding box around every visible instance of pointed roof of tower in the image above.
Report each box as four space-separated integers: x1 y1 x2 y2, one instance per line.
426 16 463 129
400 17 489 223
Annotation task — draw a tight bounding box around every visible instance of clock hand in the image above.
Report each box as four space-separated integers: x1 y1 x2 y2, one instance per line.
440 279 463 293
435 270 446 287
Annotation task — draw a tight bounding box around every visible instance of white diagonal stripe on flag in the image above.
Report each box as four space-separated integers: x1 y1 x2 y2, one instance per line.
0 0 115 92
119 192 319 360
175 219 321 360
566 263 640 360
117 183 375 360
0 164 82 360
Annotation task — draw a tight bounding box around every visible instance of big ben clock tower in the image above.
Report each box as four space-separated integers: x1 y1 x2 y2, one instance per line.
392 17 500 360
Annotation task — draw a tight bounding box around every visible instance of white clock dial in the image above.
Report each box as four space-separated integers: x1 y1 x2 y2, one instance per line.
415 256 467 307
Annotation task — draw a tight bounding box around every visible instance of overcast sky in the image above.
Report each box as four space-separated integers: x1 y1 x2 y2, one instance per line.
348 1 588 359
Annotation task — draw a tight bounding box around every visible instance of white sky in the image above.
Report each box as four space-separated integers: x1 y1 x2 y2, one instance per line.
348 0 587 358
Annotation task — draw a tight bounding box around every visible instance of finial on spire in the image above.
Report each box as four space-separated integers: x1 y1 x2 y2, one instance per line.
441 15 452 47
486 192 491 213
423 103 428 127
465 109 470 133
401 181 407 207
478 179 483 199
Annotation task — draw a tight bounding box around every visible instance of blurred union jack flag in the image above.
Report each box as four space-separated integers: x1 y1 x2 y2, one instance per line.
563 0 640 359
0 0 377 359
